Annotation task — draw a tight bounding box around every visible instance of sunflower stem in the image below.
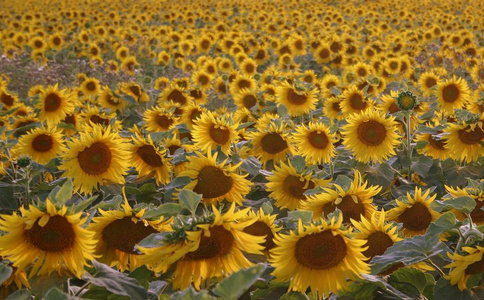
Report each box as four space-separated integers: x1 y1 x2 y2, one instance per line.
426 258 445 277
74 281 91 297
404 111 412 178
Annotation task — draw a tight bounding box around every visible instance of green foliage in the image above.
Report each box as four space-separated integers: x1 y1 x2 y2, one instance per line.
213 264 266 299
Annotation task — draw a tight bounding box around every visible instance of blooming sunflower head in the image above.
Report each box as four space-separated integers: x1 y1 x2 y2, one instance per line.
139 203 264 290
180 151 252 205
293 122 336 165
89 190 172 272
0 199 96 278
275 81 318 117
386 187 441 237
445 246 484 291
270 216 369 297
341 109 401 163
37 84 74 127
191 111 239 155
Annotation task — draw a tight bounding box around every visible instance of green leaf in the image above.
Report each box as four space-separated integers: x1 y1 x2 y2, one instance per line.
434 278 478 300
68 195 98 214
277 104 288 117
424 212 457 239
401 156 412 168
148 280 168 298
54 178 73 205
0 183 18 212
432 197 476 214
0 263 13 285
388 268 435 299
29 272 70 298
44 287 80 300
240 156 261 176
261 201 274 215
236 122 255 131
83 261 148 299
279 291 309 300
412 155 434 177
334 175 352 190
129 265 152 288
172 286 216 300
141 203 183 219
291 156 306 173
213 264 266 300
287 210 313 223
414 140 429 150
370 235 450 275
178 189 202 215
5 289 32 300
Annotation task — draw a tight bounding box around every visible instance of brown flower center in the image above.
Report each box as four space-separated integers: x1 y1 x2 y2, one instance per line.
319 48 330 60
295 230 347 270
86 82 96 91
243 221 275 251
398 202 432 232
167 89 187 105
102 217 158 254
458 126 484 145
286 88 308 105
243 94 257 109
261 132 288 154
363 231 394 261
308 131 329 149
465 257 484 275
193 166 233 199
442 84 460 103
90 115 110 126
1 93 14 106
136 145 163 167
185 225 234 260
209 124 230 145
357 120 387 146
32 134 53 152
283 175 315 199
322 195 366 223
237 79 251 89
78 141 112 175
428 135 446 150
470 200 484 223
425 77 437 89
155 114 174 129
44 93 62 112
26 215 75 253
349 92 367 110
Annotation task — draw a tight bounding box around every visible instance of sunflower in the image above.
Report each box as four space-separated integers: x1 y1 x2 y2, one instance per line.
59 124 130 195
37 84 74 126
302 170 380 223
322 96 344 121
419 72 441 97
249 121 295 167
118 82 150 103
139 204 264 290
80 106 122 132
130 133 172 185
12 126 66 165
341 109 400 163
386 187 441 237
158 85 192 106
445 246 484 291
339 85 373 115
99 86 126 112
89 192 172 271
191 111 239 155
181 104 206 130
60 113 78 136
234 88 259 110
275 81 318 117
270 216 369 298
120 56 139 75
80 77 101 97
351 209 401 264
266 161 329 211
48 33 64 50
229 74 257 95
444 186 484 225
442 121 484 163
0 260 29 297
180 151 252 205
293 122 336 165
0 200 96 278
415 128 450 160
313 42 332 64
191 70 213 91
435 76 471 115
238 208 282 255
239 58 258 77
143 106 179 133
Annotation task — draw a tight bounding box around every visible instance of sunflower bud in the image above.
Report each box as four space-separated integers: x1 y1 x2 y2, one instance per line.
396 91 418 111
17 155 31 167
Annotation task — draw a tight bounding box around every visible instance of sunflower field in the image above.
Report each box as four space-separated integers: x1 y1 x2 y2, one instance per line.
1 0 484 299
